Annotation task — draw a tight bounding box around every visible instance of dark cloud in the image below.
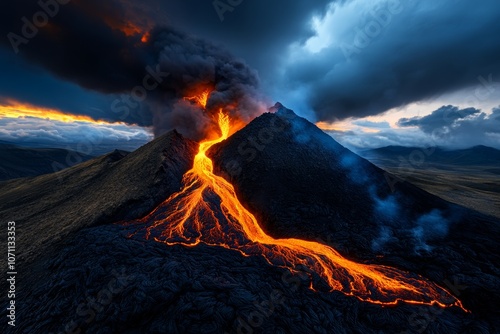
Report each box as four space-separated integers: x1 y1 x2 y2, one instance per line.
1 0 149 93
396 105 500 148
145 0 333 73
397 105 480 134
141 26 266 140
0 0 334 94
0 0 155 126
280 0 500 121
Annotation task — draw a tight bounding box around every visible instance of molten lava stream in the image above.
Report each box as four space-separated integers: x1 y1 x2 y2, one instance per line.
184 89 211 109
132 111 467 311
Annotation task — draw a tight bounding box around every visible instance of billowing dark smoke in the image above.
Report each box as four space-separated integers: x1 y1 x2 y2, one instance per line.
145 27 265 140
1 0 149 94
0 0 266 139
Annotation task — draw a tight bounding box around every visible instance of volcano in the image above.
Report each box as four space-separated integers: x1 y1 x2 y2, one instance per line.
2 104 499 333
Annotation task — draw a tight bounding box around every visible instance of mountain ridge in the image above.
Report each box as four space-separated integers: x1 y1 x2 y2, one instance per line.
0 143 95 181
361 145 500 167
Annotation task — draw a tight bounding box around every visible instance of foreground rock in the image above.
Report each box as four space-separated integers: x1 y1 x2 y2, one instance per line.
15 224 492 334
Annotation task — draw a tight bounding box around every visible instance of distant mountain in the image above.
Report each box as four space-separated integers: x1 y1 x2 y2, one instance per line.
0 138 149 156
360 145 500 168
0 143 95 181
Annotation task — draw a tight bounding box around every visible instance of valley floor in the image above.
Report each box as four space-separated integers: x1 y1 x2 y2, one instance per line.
373 163 500 219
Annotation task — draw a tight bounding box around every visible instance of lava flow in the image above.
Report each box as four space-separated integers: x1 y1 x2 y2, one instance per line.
130 110 467 311
184 89 211 108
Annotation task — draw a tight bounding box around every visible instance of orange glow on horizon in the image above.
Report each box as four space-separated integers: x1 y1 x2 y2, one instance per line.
130 111 468 311
316 121 350 132
317 121 383 134
0 100 120 125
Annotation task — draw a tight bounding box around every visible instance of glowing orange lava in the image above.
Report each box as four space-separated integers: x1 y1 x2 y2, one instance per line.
183 89 212 109
132 111 467 310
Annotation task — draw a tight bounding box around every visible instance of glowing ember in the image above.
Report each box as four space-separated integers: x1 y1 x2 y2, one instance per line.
141 31 151 43
96 13 151 43
184 89 212 109
131 110 467 310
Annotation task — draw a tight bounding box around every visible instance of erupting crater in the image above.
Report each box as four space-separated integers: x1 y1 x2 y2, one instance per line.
128 109 467 311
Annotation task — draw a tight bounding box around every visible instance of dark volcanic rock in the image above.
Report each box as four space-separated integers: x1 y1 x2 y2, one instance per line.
13 224 490 334
208 103 453 253
0 130 197 269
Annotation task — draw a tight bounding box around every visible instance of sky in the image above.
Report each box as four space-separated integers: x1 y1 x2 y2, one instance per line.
0 0 499 153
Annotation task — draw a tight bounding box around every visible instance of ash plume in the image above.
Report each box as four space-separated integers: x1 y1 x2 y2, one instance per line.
0 0 266 139
146 27 266 140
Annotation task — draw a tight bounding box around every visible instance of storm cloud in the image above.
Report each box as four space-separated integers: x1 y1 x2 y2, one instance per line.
1 0 149 93
397 106 481 134
278 0 500 121
144 0 333 74
397 105 500 148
